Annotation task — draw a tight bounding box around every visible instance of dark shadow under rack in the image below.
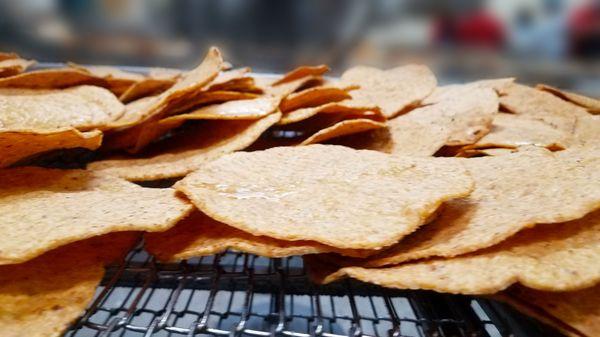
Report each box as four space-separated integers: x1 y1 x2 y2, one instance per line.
65 245 565 337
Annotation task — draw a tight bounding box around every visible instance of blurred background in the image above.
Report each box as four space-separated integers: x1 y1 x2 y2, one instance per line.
1 0 598 94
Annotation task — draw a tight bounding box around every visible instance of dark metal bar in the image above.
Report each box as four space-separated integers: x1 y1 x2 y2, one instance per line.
345 281 363 337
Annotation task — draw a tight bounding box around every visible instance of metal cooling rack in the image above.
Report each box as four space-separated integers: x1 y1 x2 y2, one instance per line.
64 245 565 337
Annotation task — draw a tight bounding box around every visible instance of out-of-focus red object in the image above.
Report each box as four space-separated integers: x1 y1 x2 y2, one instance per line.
568 2 600 57
433 10 506 50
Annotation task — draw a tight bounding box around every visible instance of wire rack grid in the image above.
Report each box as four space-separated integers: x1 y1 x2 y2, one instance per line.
64 244 564 337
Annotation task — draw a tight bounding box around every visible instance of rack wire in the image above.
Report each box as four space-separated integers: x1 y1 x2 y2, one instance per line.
65 245 564 337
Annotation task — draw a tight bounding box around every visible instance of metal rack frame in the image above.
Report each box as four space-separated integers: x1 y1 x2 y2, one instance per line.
65 245 564 337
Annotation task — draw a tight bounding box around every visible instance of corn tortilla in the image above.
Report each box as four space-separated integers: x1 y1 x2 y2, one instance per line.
537 84 600 114
176 145 473 250
341 64 436 118
279 86 353 112
332 87 497 156
130 91 258 152
423 78 514 105
107 47 223 132
161 96 280 122
0 167 192 264
0 68 106 89
503 285 600 337
145 211 374 261
364 147 600 266
499 83 585 134
68 63 144 96
279 100 379 125
118 69 179 103
0 85 125 131
207 67 256 92
0 57 35 78
0 232 139 337
272 65 329 85
310 209 600 294
0 128 102 168
300 119 386 145
469 113 570 150
89 112 281 181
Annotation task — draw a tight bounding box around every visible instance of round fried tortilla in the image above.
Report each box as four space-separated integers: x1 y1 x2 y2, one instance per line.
0 232 139 337
0 167 192 264
0 128 102 168
309 209 600 294
0 85 124 131
503 285 600 337
331 87 497 156
363 146 600 266
341 64 436 118
537 84 600 114
0 68 105 89
469 112 571 150
89 112 282 181
145 211 374 261
176 145 473 250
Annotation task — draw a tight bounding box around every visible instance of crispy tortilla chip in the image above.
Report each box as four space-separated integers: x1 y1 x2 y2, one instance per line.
423 78 514 105
363 147 600 266
89 112 281 181
109 47 223 130
105 96 156 128
499 83 586 134
0 57 35 78
145 211 373 261
332 88 497 155
494 291 583 337
300 119 386 145
207 67 257 92
161 96 280 122
0 68 105 89
112 91 262 153
341 65 436 118
119 78 176 103
537 84 600 114
68 63 144 96
0 128 102 168
279 86 354 112
469 113 570 150
503 285 600 337
148 67 182 80
279 100 378 125
0 85 125 131
0 167 192 264
129 91 260 152
261 75 325 99
166 91 260 117
309 209 600 295
275 108 385 145
99 97 159 151
118 68 181 103
499 84 598 147
0 52 19 61
573 114 600 147
0 232 139 337
152 47 224 108
176 145 473 250
272 65 329 85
